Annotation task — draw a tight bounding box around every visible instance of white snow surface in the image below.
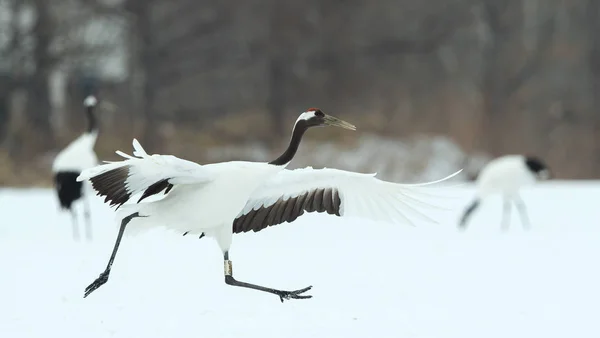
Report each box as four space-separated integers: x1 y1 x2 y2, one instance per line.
0 181 599 338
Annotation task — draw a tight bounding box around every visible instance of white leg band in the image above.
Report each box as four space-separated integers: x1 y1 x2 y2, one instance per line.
224 260 233 276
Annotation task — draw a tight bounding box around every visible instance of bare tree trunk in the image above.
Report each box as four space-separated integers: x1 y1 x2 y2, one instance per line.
126 0 160 151
26 0 55 153
587 0 600 175
266 56 285 143
0 0 18 144
0 76 10 142
480 0 554 156
480 1 511 156
265 2 289 144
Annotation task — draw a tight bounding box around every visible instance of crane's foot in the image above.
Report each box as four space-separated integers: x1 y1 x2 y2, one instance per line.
84 270 110 298
274 285 313 302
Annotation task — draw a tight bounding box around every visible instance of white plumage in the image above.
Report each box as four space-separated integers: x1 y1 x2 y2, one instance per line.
459 154 551 230
77 108 458 302
52 133 98 173
476 155 544 197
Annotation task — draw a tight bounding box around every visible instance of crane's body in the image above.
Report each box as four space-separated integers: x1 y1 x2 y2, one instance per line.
78 108 458 302
476 155 538 198
52 96 99 241
120 160 284 250
459 155 550 230
52 133 98 174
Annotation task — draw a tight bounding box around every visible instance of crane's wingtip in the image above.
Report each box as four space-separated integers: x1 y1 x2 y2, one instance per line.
401 168 464 187
115 150 136 159
429 168 464 185
131 139 148 157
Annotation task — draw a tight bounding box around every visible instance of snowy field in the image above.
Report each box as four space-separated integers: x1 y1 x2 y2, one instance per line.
1 181 599 338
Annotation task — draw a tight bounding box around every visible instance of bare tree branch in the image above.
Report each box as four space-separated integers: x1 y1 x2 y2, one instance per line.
482 0 513 37
363 1 478 55
77 0 133 18
503 15 556 98
151 17 229 57
0 0 23 61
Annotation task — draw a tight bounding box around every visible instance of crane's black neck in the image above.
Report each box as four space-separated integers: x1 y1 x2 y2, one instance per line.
86 105 97 133
268 120 309 166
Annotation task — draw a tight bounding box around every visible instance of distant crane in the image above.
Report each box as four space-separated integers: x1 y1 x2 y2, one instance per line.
78 109 457 301
52 96 99 241
458 155 551 230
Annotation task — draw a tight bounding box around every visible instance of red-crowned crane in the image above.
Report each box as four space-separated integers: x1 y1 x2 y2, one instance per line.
78 109 457 301
458 155 551 230
52 95 99 241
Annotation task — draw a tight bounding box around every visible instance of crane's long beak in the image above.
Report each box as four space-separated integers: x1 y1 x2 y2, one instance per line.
323 114 356 131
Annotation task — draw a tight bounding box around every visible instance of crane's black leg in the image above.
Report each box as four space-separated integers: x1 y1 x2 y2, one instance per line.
501 197 512 231
83 196 93 241
222 251 312 302
458 199 480 229
513 196 531 230
84 212 141 298
70 209 80 241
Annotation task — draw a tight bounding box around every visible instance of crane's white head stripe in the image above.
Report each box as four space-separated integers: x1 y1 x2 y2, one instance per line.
84 96 98 107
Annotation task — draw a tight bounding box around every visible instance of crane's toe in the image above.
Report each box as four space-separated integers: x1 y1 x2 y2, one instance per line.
276 285 313 302
84 271 110 298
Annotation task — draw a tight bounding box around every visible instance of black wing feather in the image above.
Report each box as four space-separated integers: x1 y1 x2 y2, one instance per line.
88 166 131 208
138 179 173 203
232 187 341 234
88 166 175 209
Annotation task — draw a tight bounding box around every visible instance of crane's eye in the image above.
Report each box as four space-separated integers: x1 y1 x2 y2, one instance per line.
314 110 324 118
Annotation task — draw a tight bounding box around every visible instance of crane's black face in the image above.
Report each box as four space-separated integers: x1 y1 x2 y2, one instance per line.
297 108 356 130
525 156 551 180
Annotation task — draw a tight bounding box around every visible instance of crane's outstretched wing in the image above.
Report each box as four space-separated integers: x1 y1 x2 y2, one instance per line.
77 139 213 208
233 167 461 233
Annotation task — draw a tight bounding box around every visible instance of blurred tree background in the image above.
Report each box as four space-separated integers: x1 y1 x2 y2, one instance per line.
0 0 599 186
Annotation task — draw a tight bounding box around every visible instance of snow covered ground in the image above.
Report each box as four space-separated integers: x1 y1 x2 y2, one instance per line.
0 181 599 338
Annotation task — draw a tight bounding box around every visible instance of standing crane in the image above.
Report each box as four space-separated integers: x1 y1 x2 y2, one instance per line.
458 155 551 230
52 95 99 241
